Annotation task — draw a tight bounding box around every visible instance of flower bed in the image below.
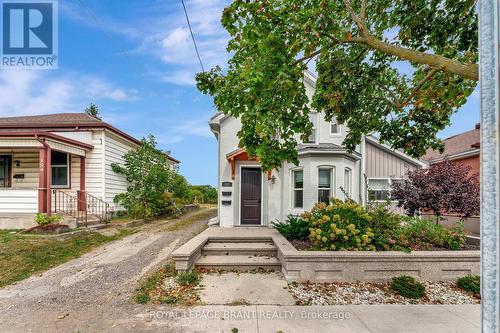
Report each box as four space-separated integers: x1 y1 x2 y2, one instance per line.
274 199 470 252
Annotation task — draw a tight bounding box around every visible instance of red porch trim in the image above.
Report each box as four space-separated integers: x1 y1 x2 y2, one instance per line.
77 156 86 211
226 149 272 180
0 131 94 150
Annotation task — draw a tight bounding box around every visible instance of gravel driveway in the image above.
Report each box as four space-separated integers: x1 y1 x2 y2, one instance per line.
0 208 216 333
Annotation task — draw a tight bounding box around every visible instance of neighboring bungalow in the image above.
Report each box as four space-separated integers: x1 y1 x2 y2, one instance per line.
209 72 426 228
0 113 179 229
423 123 480 181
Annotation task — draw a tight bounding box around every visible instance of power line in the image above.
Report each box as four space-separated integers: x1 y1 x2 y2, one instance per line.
181 0 205 72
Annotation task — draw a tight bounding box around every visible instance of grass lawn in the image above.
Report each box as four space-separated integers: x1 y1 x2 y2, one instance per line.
0 229 133 288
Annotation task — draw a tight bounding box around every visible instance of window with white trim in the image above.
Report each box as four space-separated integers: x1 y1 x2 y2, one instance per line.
292 170 304 208
330 116 340 135
318 168 332 204
51 151 69 188
344 167 352 197
367 178 391 201
304 113 317 144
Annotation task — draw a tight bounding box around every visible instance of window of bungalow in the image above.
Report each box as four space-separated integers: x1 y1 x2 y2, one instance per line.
51 151 70 188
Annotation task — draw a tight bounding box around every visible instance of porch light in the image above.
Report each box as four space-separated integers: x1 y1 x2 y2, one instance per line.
14 160 20 167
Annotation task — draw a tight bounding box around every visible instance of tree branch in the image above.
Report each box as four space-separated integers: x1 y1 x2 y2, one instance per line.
339 2 478 81
401 66 441 107
343 34 478 81
293 49 323 65
360 0 367 22
343 0 366 32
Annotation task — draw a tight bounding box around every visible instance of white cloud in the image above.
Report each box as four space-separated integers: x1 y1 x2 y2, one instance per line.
159 70 196 86
0 70 138 117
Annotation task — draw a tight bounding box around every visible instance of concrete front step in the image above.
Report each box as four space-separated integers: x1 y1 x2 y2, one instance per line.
195 255 281 271
202 242 277 256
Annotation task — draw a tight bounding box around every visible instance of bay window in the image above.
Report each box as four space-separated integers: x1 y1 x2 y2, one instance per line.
318 168 332 204
292 170 303 208
344 167 352 197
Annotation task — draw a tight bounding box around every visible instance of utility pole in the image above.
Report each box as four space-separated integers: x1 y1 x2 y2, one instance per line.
479 0 500 331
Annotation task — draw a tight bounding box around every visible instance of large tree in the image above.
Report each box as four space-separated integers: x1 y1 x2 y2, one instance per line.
197 0 477 171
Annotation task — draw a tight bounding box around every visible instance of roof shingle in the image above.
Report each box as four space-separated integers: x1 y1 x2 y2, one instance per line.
423 124 480 161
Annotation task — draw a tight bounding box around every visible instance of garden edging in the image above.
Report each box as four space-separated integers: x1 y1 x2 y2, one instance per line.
271 232 480 282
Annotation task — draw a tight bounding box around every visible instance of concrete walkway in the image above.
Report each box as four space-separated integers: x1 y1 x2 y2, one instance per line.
141 304 480 333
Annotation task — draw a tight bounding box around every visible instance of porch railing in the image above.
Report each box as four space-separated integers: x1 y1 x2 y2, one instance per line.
52 190 111 227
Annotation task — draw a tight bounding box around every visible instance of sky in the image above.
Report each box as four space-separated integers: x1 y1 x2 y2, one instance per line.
0 0 479 186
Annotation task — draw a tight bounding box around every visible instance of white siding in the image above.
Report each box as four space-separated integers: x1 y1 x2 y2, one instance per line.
103 131 137 210
0 189 37 213
84 130 104 199
0 150 39 189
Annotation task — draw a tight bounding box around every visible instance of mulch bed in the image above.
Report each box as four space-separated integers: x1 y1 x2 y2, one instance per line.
22 224 70 234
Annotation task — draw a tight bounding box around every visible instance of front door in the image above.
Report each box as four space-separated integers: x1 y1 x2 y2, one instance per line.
240 167 262 225
0 156 11 188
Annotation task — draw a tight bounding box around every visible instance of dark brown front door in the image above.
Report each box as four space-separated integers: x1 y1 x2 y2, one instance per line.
240 167 262 225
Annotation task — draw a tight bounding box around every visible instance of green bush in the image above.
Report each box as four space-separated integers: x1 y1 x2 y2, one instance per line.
398 218 465 250
176 270 200 286
391 275 426 299
457 275 480 294
365 203 404 250
34 213 62 226
303 199 376 251
272 215 310 241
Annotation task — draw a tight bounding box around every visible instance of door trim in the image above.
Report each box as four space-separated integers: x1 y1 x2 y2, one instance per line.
238 164 263 226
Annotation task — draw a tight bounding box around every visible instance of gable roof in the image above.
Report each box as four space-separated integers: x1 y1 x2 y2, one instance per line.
0 112 141 144
0 113 180 164
422 124 480 162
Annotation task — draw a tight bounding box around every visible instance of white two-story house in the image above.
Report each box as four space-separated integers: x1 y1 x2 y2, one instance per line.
209 71 426 228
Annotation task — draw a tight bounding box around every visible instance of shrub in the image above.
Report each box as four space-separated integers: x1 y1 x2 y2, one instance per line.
34 213 62 226
272 215 310 241
365 203 404 250
457 275 480 294
303 199 376 251
391 275 425 299
398 218 465 250
176 270 200 286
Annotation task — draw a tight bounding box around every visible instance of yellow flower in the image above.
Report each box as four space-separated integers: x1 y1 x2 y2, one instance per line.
321 237 327 243
322 215 330 222
348 224 356 230
343 235 349 240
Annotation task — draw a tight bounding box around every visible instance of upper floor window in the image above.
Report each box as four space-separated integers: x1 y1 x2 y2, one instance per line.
318 168 333 204
51 151 69 188
367 178 390 201
330 116 340 135
304 113 317 144
344 167 352 197
292 170 304 208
